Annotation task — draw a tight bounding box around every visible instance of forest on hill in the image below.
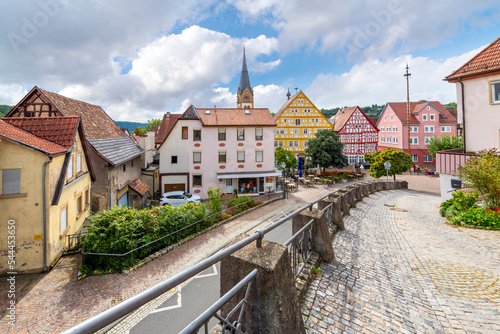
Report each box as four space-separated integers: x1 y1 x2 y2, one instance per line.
0 105 13 117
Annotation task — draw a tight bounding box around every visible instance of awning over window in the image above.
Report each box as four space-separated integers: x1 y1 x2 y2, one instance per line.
216 171 282 179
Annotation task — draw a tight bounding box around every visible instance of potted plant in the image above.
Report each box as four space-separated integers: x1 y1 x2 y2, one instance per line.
233 188 238 198
340 172 348 183
322 178 328 189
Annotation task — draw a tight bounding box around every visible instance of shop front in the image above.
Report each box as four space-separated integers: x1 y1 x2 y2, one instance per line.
217 171 281 196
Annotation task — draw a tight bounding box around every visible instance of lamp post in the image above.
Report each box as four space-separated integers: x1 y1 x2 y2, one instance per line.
281 162 286 199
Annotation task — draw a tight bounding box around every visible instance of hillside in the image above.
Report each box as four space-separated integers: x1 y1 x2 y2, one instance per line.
115 121 147 133
0 105 13 117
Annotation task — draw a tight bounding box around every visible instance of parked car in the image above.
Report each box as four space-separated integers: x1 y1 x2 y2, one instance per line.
360 161 370 169
160 191 201 206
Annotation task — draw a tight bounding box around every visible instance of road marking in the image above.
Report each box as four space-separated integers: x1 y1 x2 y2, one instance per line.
194 264 218 279
150 289 182 314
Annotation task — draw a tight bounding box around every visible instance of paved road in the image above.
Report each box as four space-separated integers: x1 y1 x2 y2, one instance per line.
303 190 500 334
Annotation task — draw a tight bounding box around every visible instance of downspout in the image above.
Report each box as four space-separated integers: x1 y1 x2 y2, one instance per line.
90 182 95 213
42 157 53 272
458 77 466 152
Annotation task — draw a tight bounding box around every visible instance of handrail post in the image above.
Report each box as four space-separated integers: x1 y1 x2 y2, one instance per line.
253 272 260 334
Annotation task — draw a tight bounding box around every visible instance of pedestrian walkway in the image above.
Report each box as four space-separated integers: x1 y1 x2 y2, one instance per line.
302 190 500 334
0 182 336 333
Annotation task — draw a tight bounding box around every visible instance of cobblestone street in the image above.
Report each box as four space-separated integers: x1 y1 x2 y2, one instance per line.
302 190 500 334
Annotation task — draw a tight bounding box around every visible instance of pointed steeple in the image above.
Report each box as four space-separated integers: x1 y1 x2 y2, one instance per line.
237 46 254 108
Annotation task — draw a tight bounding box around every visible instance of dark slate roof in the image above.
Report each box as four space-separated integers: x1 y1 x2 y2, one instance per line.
87 136 144 166
237 49 252 94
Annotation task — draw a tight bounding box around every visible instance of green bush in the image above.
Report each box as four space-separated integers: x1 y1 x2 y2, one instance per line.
439 190 478 217
450 207 500 229
81 203 211 273
227 196 257 214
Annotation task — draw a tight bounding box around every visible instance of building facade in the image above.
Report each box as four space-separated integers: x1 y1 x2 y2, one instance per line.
274 91 333 155
0 117 95 274
6 86 147 211
330 106 379 164
437 37 500 200
158 106 278 199
377 101 457 166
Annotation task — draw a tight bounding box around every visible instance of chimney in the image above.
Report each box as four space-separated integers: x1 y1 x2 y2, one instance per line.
214 105 216 112
166 112 170 119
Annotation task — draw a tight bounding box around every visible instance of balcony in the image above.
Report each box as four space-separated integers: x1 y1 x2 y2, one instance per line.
436 149 476 175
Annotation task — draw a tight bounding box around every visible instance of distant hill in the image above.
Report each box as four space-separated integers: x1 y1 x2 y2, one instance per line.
115 121 147 133
0 105 13 117
321 104 385 119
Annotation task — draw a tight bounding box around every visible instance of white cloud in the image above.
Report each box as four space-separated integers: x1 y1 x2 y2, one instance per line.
0 84 29 106
307 47 484 109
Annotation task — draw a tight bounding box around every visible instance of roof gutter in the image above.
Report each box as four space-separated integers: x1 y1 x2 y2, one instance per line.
42 157 53 272
458 77 466 153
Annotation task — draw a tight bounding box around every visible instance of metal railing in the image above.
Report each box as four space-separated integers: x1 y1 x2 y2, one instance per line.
66 231 86 251
284 218 315 279
82 191 283 269
181 269 259 334
321 202 334 229
62 180 380 334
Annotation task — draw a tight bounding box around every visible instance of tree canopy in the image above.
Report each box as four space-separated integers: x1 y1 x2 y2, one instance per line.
132 127 145 135
305 129 348 172
365 148 412 181
427 135 463 157
144 118 162 131
274 147 297 171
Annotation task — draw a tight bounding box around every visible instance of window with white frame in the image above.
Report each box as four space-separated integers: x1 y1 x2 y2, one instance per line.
237 150 245 162
424 125 434 133
441 126 451 132
411 154 418 162
294 141 299 147
390 115 393 122
303 128 308 134
381 136 385 143
237 128 245 140
386 127 391 133
424 155 433 162
274 141 278 147
410 137 418 145
424 137 432 145
255 128 263 140
393 137 398 144
67 156 73 179
77 153 82 173
491 80 500 104
380 127 385 132
60 206 67 233
289 141 294 147
279 141 283 147
393 126 397 132
422 114 428 121
280 129 284 134
387 136 391 143
410 126 418 133
430 114 435 121
294 128 299 135
384 116 387 122
255 150 263 162
193 151 201 164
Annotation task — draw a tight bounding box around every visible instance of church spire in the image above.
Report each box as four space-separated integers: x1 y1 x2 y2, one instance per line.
237 46 254 108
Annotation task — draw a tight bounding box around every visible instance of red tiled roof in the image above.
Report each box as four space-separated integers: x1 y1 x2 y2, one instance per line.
197 108 276 126
39 88 126 139
446 37 500 80
330 106 357 131
367 117 379 127
3 117 79 149
384 101 457 124
129 178 150 196
156 113 181 145
0 119 69 155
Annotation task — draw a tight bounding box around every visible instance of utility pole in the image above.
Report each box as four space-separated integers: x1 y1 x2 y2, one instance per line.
404 64 411 159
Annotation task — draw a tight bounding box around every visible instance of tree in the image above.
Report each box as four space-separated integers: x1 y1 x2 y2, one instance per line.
144 118 162 131
427 135 463 157
458 149 500 210
305 129 348 173
365 148 412 181
132 127 145 135
274 147 297 171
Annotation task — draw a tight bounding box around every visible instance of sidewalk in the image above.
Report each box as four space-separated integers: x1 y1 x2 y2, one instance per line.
0 180 344 333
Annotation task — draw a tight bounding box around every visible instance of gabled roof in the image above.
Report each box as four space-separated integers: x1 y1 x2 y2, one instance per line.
3 117 79 149
0 120 68 155
382 101 457 125
274 92 301 119
197 107 276 126
445 37 500 81
330 106 379 132
7 86 126 139
129 178 150 196
156 112 181 145
87 137 145 166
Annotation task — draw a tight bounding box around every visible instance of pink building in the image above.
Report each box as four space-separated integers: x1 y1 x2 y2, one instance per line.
157 106 279 199
330 106 379 164
376 101 458 166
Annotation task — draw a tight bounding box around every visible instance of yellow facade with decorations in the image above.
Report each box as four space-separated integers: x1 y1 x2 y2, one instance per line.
274 91 333 155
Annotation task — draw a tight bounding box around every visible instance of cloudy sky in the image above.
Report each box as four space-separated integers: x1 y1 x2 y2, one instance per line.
1 0 499 121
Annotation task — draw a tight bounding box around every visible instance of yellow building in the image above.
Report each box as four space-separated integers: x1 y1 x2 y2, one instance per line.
0 116 94 274
274 91 333 155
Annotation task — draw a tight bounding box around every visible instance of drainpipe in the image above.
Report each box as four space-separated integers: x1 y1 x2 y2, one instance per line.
42 157 53 272
90 181 95 213
458 77 466 152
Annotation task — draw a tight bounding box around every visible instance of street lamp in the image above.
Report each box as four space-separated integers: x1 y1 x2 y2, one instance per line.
281 162 286 199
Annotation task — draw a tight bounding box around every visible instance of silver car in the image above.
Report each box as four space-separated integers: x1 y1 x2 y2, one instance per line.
160 191 201 206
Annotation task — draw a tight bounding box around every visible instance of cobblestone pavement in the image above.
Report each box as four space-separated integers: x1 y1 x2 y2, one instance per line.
0 181 338 333
302 190 500 334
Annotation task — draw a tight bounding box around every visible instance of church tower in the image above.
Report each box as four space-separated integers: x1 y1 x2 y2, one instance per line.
237 47 254 108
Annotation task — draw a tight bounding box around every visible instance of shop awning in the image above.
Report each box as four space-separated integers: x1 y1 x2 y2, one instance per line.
216 171 282 179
